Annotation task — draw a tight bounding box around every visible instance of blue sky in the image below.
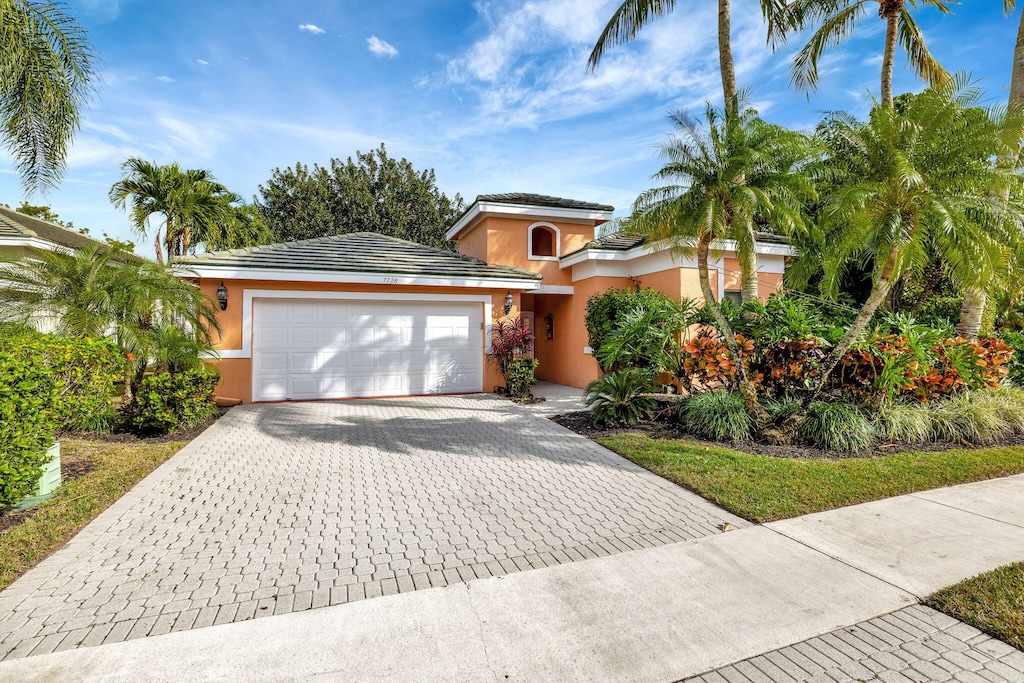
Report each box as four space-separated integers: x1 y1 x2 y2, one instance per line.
0 0 1018 250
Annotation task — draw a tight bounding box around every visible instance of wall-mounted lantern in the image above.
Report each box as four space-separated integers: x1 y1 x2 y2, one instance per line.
504 291 514 316
216 282 228 311
544 313 554 340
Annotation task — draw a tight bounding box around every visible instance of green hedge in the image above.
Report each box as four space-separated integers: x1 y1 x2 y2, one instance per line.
129 366 220 433
0 327 124 506
585 287 677 364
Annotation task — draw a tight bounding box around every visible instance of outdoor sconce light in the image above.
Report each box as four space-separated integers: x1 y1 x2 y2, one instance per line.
504 291 514 315
216 282 228 311
544 313 554 340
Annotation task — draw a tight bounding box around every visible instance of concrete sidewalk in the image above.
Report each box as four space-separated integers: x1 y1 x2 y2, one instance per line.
2 473 1022 682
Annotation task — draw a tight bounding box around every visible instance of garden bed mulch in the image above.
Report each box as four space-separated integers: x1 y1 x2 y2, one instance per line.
550 410 1024 460
0 411 223 536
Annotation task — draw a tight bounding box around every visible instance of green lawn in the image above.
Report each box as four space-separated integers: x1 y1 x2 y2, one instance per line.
0 438 186 592
599 435 1024 523
929 563 1024 651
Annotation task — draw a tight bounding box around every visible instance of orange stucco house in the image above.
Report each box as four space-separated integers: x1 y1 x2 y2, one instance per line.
177 193 793 403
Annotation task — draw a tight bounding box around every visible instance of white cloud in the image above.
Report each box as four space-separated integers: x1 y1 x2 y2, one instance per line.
197 59 210 66
156 76 174 83
367 36 399 59
298 23 326 35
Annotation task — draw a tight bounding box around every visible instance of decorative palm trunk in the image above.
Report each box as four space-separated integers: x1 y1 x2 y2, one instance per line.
696 234 772 430
717 0 737 102
153 230 164 265
956 286 986 340
739 237 760 315
880 7 900 108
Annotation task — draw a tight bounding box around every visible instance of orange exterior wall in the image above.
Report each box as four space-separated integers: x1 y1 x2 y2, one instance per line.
195 278 520 403
455 216 596 287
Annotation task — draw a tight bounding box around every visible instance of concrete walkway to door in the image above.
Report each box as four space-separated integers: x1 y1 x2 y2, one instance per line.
0 394 744 662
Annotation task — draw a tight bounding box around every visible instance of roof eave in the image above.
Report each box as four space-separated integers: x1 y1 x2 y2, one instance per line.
447 201 615 241
172 264 542 290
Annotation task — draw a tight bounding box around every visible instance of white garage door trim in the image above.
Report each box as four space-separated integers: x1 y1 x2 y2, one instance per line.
208 290 494 360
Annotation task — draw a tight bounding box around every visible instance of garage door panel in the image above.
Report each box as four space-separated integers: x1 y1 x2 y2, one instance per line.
252 298 483 401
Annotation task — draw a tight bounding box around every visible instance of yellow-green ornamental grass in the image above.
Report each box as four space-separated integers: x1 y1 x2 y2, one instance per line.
599 435 1024 523
0 438 186 592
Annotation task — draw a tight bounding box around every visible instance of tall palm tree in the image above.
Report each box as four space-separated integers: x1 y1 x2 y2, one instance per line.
629 98 818 428
1 0 96 193
589 0 763 306
0 246 221 398
589 0 739 102
109 158 232 263
789 79 1024 421
957 0 1024 338
765 0 952 108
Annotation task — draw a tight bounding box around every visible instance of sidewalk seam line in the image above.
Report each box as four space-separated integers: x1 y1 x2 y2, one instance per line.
761 525 924 600
906 492 1024 531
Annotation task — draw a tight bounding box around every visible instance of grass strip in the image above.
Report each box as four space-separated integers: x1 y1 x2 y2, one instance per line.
599 435 1024 523
0 438 186 592
928 563 1024 651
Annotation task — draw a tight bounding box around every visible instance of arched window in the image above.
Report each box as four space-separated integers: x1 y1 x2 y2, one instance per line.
529 222 560 260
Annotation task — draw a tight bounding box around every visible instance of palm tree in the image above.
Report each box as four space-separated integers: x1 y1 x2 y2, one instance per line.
109 158 232 263
957 0 1024 338
765 0 952 109
589 0 739 102
199 197 272 251
789 79 1024 424
629 98 818 428
0 246 221 399
1 0 96 193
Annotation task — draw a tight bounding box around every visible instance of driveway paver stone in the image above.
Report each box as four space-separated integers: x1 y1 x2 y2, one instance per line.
0 394 745 660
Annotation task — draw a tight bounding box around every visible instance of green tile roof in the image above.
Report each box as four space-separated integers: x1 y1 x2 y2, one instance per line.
175 232 542 281
0 206 107 251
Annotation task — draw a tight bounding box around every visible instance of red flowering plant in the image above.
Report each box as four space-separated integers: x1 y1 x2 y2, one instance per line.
488 316 538 398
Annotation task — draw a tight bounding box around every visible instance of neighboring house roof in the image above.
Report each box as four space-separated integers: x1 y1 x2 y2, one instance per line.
175 232 542 282
447 193 616 240
563 231 792 258
0 206 107 252
475 193 615 212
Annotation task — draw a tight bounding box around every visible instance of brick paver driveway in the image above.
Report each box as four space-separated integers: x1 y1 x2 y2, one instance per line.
0 394 746 660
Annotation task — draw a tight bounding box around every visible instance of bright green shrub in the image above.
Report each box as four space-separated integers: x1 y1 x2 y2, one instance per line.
505 358 539 399
928 391 1024 444
801 402 874 452
585 369 657 427
585 287 682 369
0 344 61 506
129 366 221 433
0 328 125 506
872 402 932 443
679 391 753 441
996 331 1024 387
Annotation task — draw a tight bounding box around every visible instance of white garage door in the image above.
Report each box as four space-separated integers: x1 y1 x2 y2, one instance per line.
252 298 484 401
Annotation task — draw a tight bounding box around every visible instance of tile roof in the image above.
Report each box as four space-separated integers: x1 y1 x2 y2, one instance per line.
476 193 615 212
0 206 107 251
563 231 791 258
175 232 542 280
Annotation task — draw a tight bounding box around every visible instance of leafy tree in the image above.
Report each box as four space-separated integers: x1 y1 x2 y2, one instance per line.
256 143 463 250
764 0 951 109
1 0 96 193
0 246 221 400
14 201 70 227
786 79 1024 430
109 158 234 264
628 98 818 430
200 198 271 252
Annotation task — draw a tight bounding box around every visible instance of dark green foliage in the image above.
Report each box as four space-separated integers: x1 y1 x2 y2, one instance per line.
585 369 657 427
584 287 682 369
678 391 753 441
743 294 851 345
995 331 1024 387
129 366 221 434
505 358 539 400
801 402 874 451
0 328 124 506
257 144 464 250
